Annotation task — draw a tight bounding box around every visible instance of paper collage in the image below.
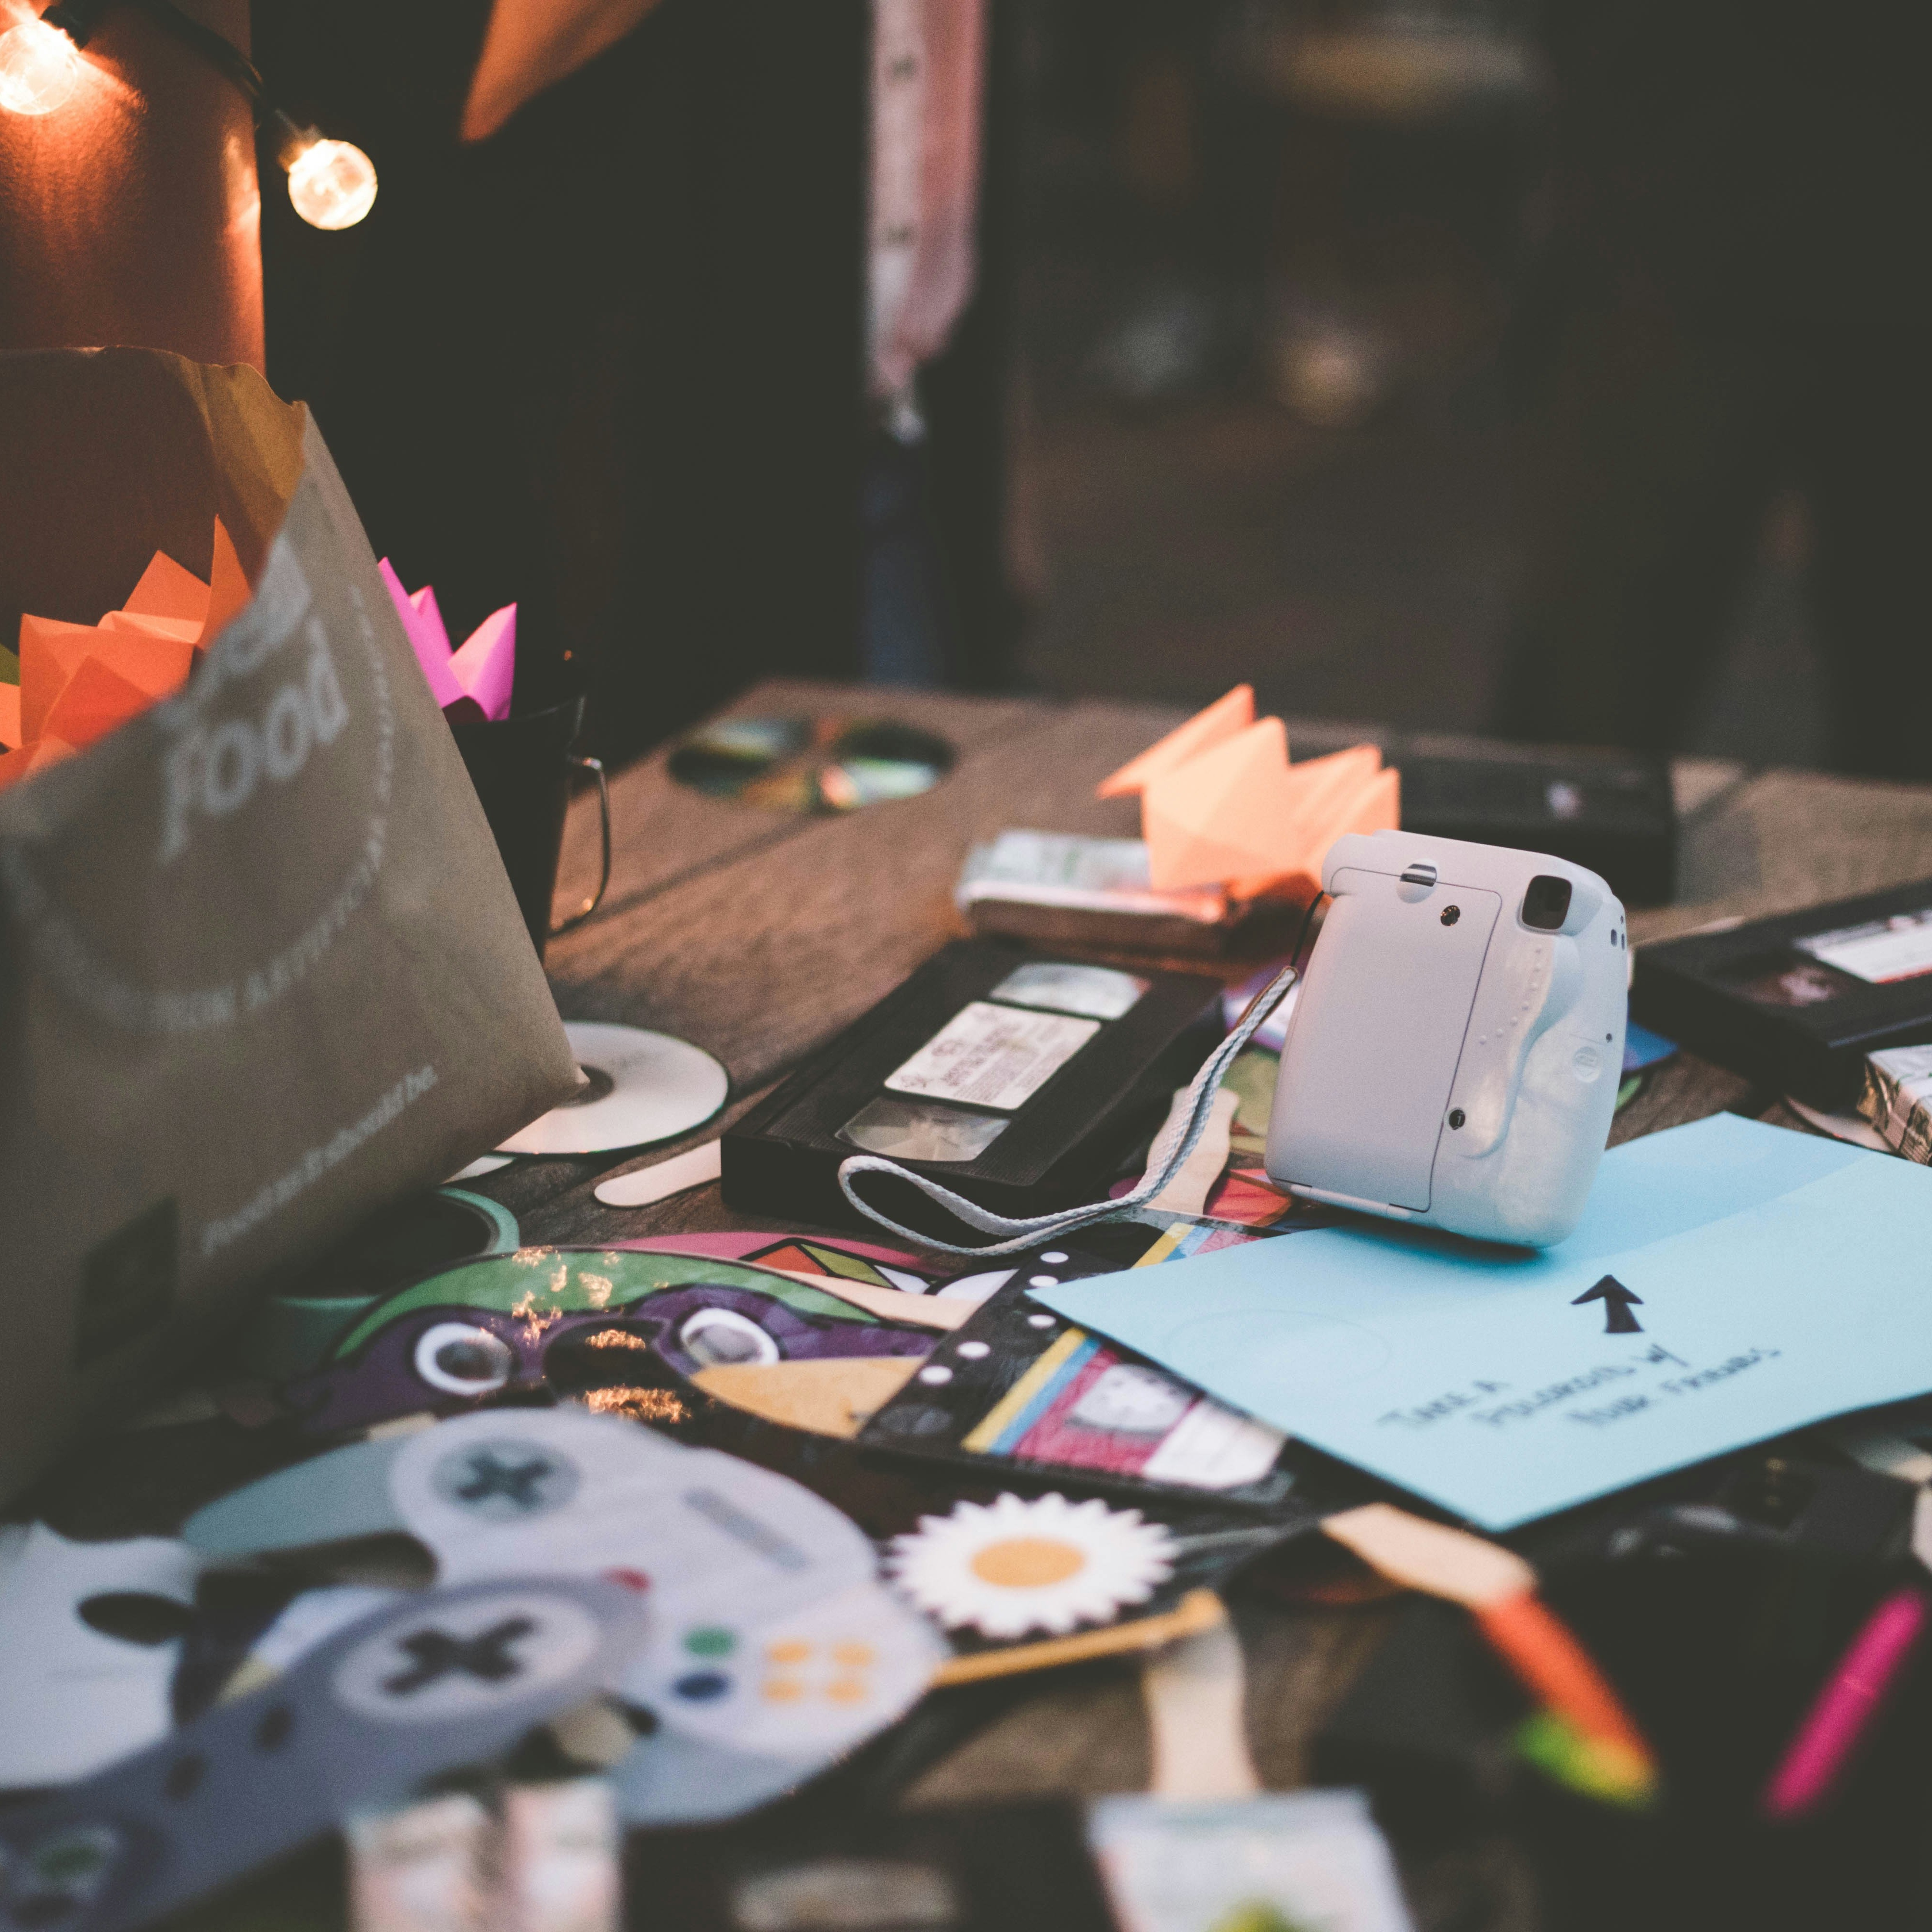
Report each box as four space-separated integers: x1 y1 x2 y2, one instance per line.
225 1222 1320 1686
887 1492 1176 1639
1039 1113 1932 1530
0 1575 648 1932
271 1235 947 1437
862 1220 1302 1505
1090 1789 1416 1932
0 519 249 792
0 1525 203 1788
1097 685 1398 901
379 559 517 723
182 1406 944 1829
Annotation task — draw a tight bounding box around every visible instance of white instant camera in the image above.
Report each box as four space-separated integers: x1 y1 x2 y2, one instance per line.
1265 830 1627 1247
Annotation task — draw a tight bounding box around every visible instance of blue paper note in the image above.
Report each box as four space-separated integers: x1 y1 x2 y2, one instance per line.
1035 1115 1932 1529
1622 1019 1677 1074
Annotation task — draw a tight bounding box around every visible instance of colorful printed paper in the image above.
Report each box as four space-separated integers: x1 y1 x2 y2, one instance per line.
183 1407 944 1829
0 1525 202 1785
1090 1790 1416 1932
887 1492 1176 1639
379 560 517 723
1096 686 1398 900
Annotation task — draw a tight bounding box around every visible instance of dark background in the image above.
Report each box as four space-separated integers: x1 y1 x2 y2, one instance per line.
254 0 1927 775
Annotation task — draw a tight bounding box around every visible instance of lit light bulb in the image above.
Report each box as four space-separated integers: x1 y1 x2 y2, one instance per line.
285 136 377 230
0 15 82 115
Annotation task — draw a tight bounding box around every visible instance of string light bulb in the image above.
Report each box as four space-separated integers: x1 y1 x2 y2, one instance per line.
0 1 379 236
282 131 377 229
0 14 83 114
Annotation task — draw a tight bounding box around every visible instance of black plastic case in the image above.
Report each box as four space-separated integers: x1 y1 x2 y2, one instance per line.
1632 878 1932 1106
721 940 1225 1240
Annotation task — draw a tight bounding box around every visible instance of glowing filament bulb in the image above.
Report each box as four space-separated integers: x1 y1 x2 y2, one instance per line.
0 16 82 115
286 137 378 230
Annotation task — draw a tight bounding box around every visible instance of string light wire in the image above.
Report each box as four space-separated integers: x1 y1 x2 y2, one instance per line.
0 0 377 228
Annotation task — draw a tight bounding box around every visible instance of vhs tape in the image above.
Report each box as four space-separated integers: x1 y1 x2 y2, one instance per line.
722 941 1225 1240
1632 877 1932 1106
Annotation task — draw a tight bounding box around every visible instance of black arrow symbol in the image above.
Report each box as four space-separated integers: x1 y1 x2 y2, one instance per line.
1573 1274 1644 1334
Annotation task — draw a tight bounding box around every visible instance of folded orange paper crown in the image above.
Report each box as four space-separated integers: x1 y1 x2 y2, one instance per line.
0 520 250 793
1097 684 1398 900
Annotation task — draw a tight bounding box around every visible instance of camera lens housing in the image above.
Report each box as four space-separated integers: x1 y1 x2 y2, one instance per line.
1521 875 1573 931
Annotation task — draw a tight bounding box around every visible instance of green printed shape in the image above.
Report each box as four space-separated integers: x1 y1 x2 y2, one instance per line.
1515 1711 1656 1811
793 1241 893 1286
1222 1047 1281 1141
1207 1902 1315 1932
331 1248 880 1359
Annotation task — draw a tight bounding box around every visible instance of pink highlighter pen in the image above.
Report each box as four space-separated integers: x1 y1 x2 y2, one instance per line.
1761 1585 1931 1821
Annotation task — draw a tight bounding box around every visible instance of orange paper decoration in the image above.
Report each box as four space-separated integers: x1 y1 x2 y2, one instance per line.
1110 687 1399 901
1096 683 1254 799
0 518 245 796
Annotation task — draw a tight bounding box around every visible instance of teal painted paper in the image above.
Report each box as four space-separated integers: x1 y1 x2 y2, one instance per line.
1036 1114 1932 1529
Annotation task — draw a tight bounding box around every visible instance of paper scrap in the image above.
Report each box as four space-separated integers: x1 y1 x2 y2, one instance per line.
887 1492 1175 1638
593 1141 723 1208
692 1356 924 1436
0 1523 202 1785
1142 1614 1260 1799
451 605 517 724
348 1793 491 1932
1102 686 1398 900
1037 1113 1932 1529
42 652 154 747
380 560 518 722
499 1779 621 1932
123 547 213 623
1089 1790 1416 1932
1322 1503 1535 1609
1098 684 1254 799
2 521 245 794
1145 1087 1242 1216
761 1268 972 1330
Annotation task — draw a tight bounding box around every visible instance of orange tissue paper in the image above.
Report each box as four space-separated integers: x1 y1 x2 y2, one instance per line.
0 518 246 794
1097 686 1399 902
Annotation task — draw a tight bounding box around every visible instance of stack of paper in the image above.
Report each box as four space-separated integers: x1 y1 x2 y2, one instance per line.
378 560 516 723
1098 685 1398 900
1860 1045 1932 1163
0 520 251 793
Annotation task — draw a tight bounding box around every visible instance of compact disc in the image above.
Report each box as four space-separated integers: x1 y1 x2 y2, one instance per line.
1783 1093 1892 1153
667 715 953 814
498 1021 729 1156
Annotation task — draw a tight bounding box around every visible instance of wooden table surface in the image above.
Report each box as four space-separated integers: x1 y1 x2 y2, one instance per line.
50 681 1932 1932
458 679 1932 1927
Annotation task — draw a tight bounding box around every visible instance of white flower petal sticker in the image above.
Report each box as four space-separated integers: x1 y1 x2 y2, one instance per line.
886 1492 1176 1638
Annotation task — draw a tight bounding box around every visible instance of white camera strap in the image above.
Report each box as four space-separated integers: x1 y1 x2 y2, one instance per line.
838 959 1301 1257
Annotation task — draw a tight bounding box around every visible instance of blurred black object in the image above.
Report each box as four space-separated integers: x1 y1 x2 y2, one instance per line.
721 939 1224 1241
1321 1450 1932 1932
1291 720 1677 904
1315 1596 1527 1835
1632 877 1932 1106
632 1800 1115 1932
254 0 868 764
1400 738 1675 906
1499 0 1932 779
254 0 1026 758
450 695 606 957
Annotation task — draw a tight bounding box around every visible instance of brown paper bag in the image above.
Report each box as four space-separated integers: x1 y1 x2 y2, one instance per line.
0 347 581 1501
